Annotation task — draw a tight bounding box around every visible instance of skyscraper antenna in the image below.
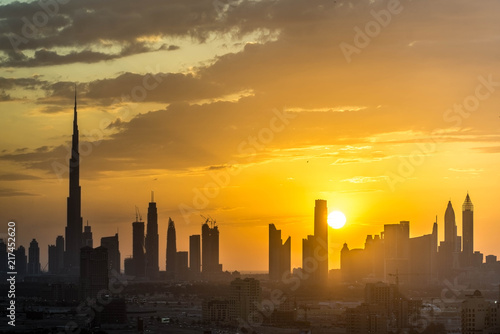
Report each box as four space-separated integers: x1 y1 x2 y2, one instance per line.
151 190 154 203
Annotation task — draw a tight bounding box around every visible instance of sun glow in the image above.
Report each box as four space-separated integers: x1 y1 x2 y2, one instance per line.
328 210 346 229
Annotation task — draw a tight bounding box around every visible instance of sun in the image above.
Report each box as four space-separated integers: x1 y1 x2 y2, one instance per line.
328 210 346 229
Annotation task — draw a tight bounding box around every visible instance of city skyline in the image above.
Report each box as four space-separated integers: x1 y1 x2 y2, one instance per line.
2 0 500 272
1 103 497 272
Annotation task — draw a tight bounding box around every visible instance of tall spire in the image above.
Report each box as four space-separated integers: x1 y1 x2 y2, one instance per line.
65 84 83 275
463 192 473 211
73 84 78 135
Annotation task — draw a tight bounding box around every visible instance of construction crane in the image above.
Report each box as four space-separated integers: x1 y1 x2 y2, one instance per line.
135 206 142 222
200 214 216 227
388 270 422 288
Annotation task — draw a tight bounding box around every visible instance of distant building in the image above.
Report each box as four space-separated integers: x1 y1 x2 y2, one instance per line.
28 239 40 275
346 303 388 334
132 221 145 278
265 294 296 326
48 236 65 274
101 233 121 275
345 281 422 332
166 218 177 277
83 221 93 247
94 297 127 326
189 235 201 276
409 222 438 287
439 201 460 279
462 193 474 267
365 282 395 316
14 246 27 278
145 192 159 280
269 224 291 282
461 290 500 334
48 245 58 274
175 251 188 280
55 236 64 274
302 235 315 277
314 199 328 287
80 246 108 300
341 220 437 288
124 257 134 276
229 277 261 323
202 298 231 323
202 219 222 274
301 200 329 286
383 221 410 283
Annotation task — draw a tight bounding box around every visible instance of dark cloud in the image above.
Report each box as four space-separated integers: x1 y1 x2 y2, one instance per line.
36 71 245 107
106 117 124 130
158 44 180 51
0 188 38 197
1 41 157 67
0 0 245 66
0 90 11 101
0 76 46 90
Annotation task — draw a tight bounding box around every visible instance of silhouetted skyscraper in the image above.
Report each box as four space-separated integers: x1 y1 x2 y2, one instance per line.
189 235 201 275
445 201 458 251
439 201 460 279
56 236 64 273
80 246 108 300
145 192 159 280
229 278 261 322
314 199 328 286
383 221 410 283
176 251 189 280
83 221 93 247
28 239 40 275
101 233 120 275
132 221 145 277
48 245 57 274
269 224 291 281
166 218 177 276
462 193 474 267
302 234 315 281
202 219 222 274
14 246 27 278
65 89 83 275
124 257 134 276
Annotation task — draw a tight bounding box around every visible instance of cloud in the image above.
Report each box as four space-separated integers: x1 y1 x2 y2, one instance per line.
341 176 388 184
448 168 483 175
0 188 38 197
0 173 42 181
35 71 247 108
474 146 500 154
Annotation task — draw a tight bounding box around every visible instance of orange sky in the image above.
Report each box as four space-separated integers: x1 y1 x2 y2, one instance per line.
1 0 500 271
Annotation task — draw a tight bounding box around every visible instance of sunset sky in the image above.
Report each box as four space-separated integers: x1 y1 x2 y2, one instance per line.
1 0 500 272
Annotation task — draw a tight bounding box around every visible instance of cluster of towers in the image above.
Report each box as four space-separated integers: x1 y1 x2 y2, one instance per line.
438 193 479 278
126 203 222 281
269 199 330 287
0 91 227 287
340 193 483 287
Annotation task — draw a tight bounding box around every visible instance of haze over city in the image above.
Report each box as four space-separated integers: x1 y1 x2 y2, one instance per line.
1 0 500 275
